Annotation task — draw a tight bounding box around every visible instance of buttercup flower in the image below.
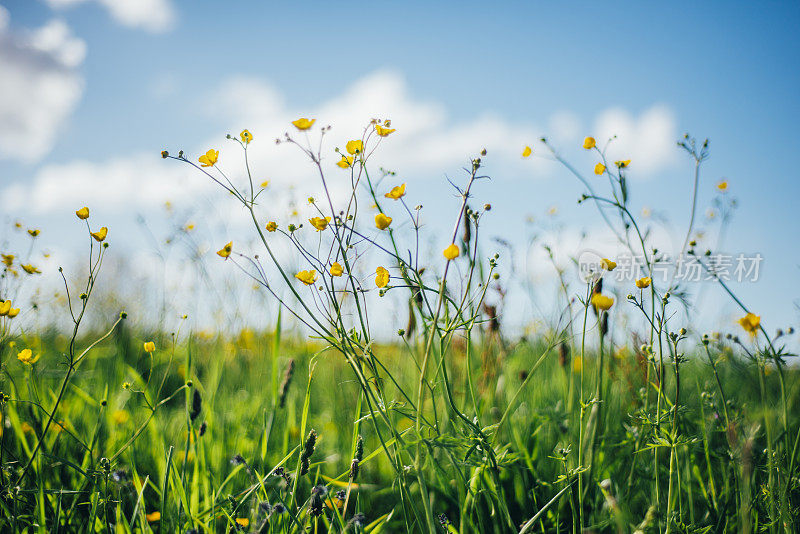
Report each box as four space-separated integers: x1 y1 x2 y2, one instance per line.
374 213 393 230
143 341 156 353
76 206 90 220
145 511 161 523
199 149 219 167
375 266 390 288
717 179 728 192
329 262 343 277
594 163 605 175
375 124 396 137
443 243 460 260
600 258 616 271
0 300 11 315
591 293 614 311
635 277 652 289
1 254 13 267
18 349 40 365
240 129 253 144
236 519 249 528
615 159 631 168
384 184 406 200
266 221 278 232
217 241 233 259
583 137 596 149
309 216 331 231
295 270 317 285
91 227 108 242
337 156 353 168
292 118 315 130
522 146 532 158
261 180 270 188
28 229 40 237
346 140 364 155
161 150 169 159
22 264 41 275
738 312 760 336
7 308 20 318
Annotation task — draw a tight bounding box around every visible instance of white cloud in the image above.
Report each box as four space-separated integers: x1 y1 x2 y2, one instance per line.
45 0 175 33
0 12 85 162
593 104 677 174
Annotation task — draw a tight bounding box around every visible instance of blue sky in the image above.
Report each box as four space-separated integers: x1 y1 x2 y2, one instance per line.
1 0 798 339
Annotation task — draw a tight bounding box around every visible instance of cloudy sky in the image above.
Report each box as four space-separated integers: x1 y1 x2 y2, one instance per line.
1 0 798 337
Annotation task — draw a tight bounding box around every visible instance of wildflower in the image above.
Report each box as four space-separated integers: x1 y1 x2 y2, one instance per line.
145 511 161 522
635 277 651 289
21 264 41 275
384 184 406 200
583 137 596 149
112 410 130 425
738 312 760 336
217 241 233 259
161 150 169 158
143 341 156 353
266 221 278 232
374 213 392 230
337 156 353 168
615 159 631 169
375 266 390 288
295 270 317 285
7 308 20 318
522 146 532 157
600 258 616 271
185 223 195 231
292 118 315 130
240 129 253 144
375 124 396 137
309 216 331 231
235 518 249 527
329 262 343 277
28 229 40 237
717 179 728 192
591 293 614 311
346 139 363 155
91 227 108 242
17 349 39 365
198 149 219 167
1 253 13 267
443 243 460 260
76 206 90 220
594 163 605 175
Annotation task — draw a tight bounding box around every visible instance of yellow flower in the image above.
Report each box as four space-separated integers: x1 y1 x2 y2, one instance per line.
346 139 363 155
76 206 90 220
21 264 41 275
236 519 249 528
600 258 616 271
522 146 532 158
143 341 156 353
329 262 343 277
594 163 605 175
635 277 651 289
91 227 108 242
292 118 315 130
295 270 317 285
240 129 253 144
572 356 583 373
443 243 460 260
0 300 10 316
266 221 278 232
112 410 130 425
17 349 40 365
198 149 219 167
384 184 406 200
374 213 392 230
28 229 40 237
217 241 233 259
738 313 760 336
261 180 270 188
185 223 195 232
1 253 13 267
309 216 331 231
375 266 390 288
145 511 161 523
591 293 614 311
583 137 596 149
717 179 728 192
615 159 631 168
7 308 20 318
375 124 396 137
337 156 353 168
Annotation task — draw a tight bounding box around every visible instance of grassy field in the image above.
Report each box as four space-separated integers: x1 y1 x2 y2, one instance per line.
1 126 798 533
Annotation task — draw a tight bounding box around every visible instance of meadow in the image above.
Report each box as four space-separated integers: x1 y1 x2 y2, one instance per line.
0 122 797 533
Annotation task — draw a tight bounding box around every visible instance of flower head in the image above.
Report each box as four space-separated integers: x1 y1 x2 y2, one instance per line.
594 163 606 175
0 300 11 316
7 308 20 318
738 312 760 336
217 241 233 259
309 216 331 231
717 179 728 192
17 349 40 365
199 149 219 167
591 293 614 311
28 229 40 237
375 124 396 137
143 341 156 353
1 254 13 267
443 243 460 260
240 129 253 144
329 262 343 277
266 221 278 232
600 258 616 271
583 137 596 149
615 159 631 169
522 146 532 158
375 266 390 288
91 227 108 242
374 213 392 230
295 270 317 285
292 118 315 131
346 140 363 155
76 206 90 220
21 264 41 275
337 156 353 168
635 277 651 289
145 511 161 523
384 184 406 200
